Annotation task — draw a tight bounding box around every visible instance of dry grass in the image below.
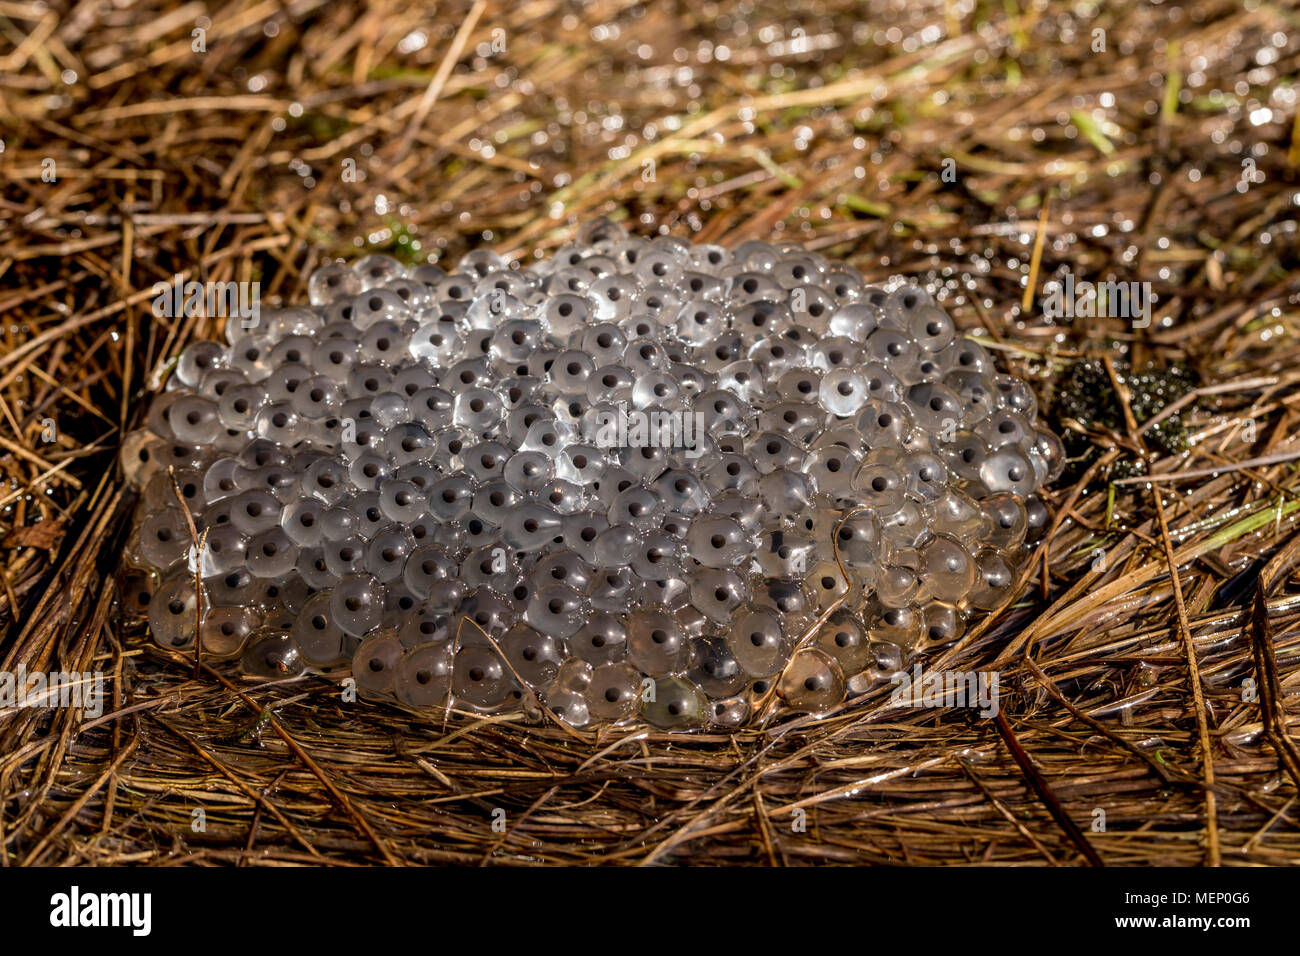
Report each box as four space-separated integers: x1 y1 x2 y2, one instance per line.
2 0 1300 865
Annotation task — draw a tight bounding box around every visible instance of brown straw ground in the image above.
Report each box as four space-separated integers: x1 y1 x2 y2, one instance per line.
2 0 1300 865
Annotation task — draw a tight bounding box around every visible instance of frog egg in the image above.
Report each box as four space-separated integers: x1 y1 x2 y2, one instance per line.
500 450 551 495
757 469 813 521
807 559 859 610
126 230 1064 730
942 369 995 424
500 623 565 689
584 663 642 721
626 609 688 677
816 609 873 675
744 432 799 476
569 612 628 665
449 388 501 432
246 528 298 579
466 480 518 528
451 645 518 709
243 463 297 504
801 446 854 500
809 337 859 375
197 524 247 578
1024 495 1050 541
689 567 750 624
641 676 707 730
617 439 676 482
168 395 223 445
277 497 323 548
865 327 921 378
270 306 328 339
384 582 420 620
544 685 592 726
898 451 948 503
639 572 691 610
970 548 1017 611
406 388 453 433
1033 428 1066 482
944 337 993 376
724 606 788 678
976 408 1034 451
779 649 845 714
707 694 751 728
350 253 405 290
264 361 312 403
621 522 676 574
869 640 905 674
856 400 911 448
982 492 1029 551
923 601 964 645
919 535 977 603
455 589 515 639
331 572 384 637
352 627 405 699
228 335 273 380
225 490 279 536
927 487 985 542
294 592 350 666
175 341 229 389
757 580 816 625
683 515 747 569
851 461 907 515
287 375 340 421
584 523 633 568
364 526 416 582
908 304 957 351
755 530 814 578
882 499 931 551
253 402 302 444
394 643 454 708
349 492 390 537
869 561 918 607
347 289 409 332
296 551 336 596
308 263 362 306
242 628 305 680
148 573 200 650
373 478 424 524
300 456 349 504
979 445 1037 496
120 430 169 491
456 546 512 595
135 508 190 570
319 533 364 578
416 582 466 620
647 468 705 513
539 479 586 515
731 239 778 271
906 382 962 434
579 556 629 608
197 605 257 658
524 582 585 638
690 636 749 698
540 294 590 339
396 603 450 650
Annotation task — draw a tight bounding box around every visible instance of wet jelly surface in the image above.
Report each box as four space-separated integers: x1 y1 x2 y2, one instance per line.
121 219 1062 730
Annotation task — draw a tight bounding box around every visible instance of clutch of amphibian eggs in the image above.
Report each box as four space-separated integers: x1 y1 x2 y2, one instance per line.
119 218 1063 730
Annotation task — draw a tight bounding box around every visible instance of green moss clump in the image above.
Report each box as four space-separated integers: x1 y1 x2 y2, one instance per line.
365 217 424 265
1053 358 1197 479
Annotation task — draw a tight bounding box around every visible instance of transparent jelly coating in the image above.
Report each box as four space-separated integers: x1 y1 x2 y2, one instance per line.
121 220 1061 731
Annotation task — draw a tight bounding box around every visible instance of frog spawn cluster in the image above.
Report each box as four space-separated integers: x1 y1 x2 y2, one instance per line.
121 220 1062 730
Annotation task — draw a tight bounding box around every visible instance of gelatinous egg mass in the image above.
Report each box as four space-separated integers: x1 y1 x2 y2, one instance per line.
120 219 1063 730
